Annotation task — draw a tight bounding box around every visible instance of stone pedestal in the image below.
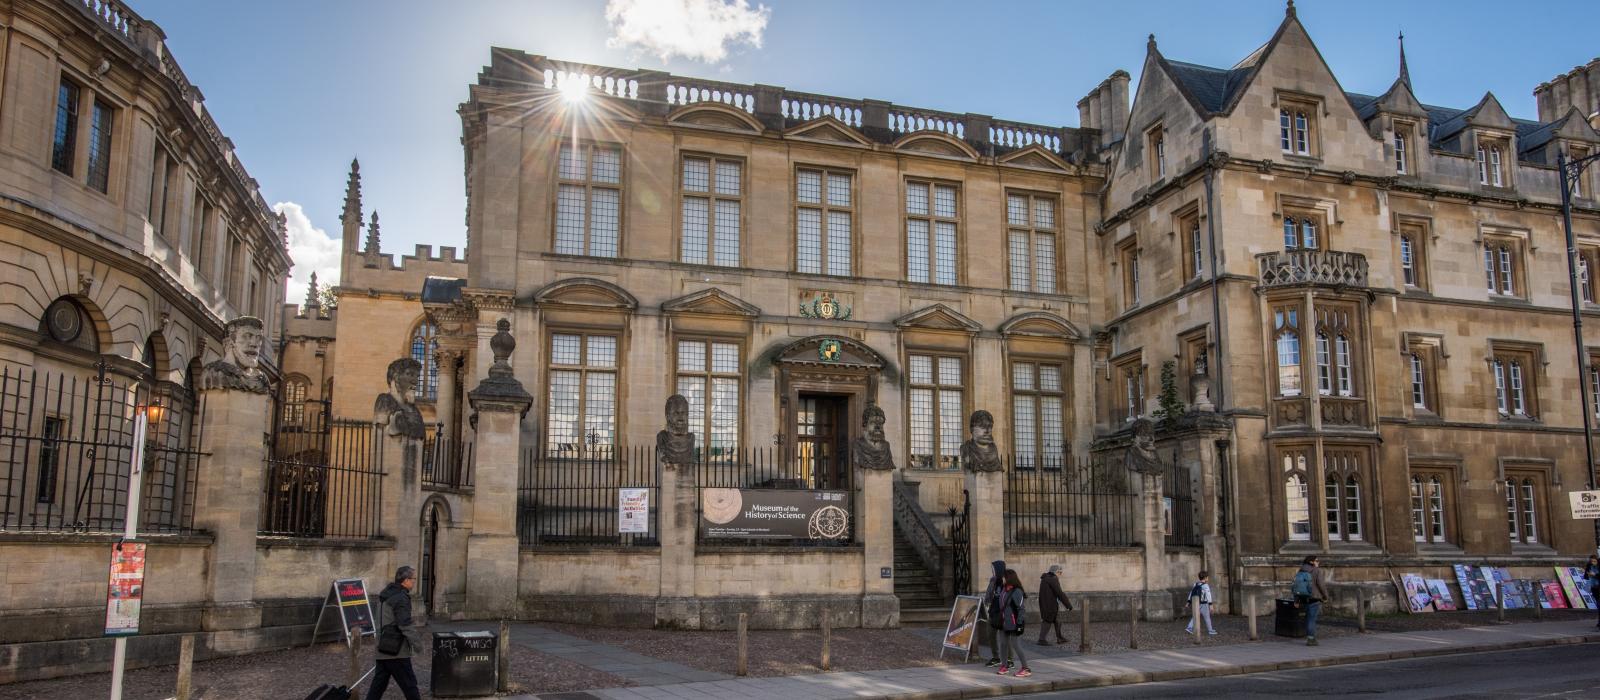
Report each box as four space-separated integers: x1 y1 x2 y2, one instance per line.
193 386 272 630
1139 472 1174 621
380 431 424 592
858 468 897 628
462 402 526 618
964 470 1004 593
656 460 700 628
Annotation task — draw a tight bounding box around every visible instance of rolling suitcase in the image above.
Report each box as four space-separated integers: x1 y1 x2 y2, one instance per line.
303 667 375 700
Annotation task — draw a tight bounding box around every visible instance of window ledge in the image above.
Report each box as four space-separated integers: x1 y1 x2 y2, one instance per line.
1497 414 1541 425
1510 543 1559 557
1416 543 1465 557
1281 153 1323 167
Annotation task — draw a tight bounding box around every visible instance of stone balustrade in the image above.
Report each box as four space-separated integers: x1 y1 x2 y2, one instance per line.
1256 249 1370 289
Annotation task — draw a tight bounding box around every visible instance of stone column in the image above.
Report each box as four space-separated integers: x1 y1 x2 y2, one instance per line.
964 469 1004 594
858 467 897 628
464 319 532 618
1139 471 1174 621
433 348 460 439
193 383 272 630
379 423 424 588
655 457 699 628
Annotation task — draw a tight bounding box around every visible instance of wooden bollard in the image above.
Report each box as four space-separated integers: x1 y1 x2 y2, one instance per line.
1247 595 1258 641
175 634 194 700
1532 581 1544 620
1356 588 1367 633
347 627 363 686
498 620 511 692
1078 598 1091 654
821 610 832 671
1496 585 1507 624
737 613 749 676
1128 596 1138 650
1191 597 1203 645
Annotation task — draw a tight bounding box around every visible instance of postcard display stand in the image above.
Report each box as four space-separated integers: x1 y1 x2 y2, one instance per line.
1388 565 1597 614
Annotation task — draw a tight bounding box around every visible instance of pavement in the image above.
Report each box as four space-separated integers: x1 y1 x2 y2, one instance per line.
433 621 731 687
516 620 1600 700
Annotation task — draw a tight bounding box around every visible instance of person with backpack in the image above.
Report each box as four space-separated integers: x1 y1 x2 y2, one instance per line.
1183 570 1217 635
980 560 1007 666
367 566 424 700
1293 555 1329 646
995 569 1032 678
1036 564 1073 646
1585 555 1600 628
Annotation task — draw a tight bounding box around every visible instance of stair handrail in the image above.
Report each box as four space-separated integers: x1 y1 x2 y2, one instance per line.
893 479 955 602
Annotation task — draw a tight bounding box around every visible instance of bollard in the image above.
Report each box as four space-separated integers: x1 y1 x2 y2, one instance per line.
175 635 194 700
347 626 363 687
1356 588 1367 633
737 613 749 677
1192 597 1203 645
1247 595 1258 641
1128 596 1138 650
1532 582 1544 620
498 620 511 693
821 609 832 671
1078 598 1091 654
1496 585 1507 624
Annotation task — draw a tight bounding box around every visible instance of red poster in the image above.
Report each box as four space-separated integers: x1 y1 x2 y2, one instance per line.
104 541 147 637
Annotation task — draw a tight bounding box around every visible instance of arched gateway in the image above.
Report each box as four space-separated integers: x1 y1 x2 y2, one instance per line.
771 335 889 492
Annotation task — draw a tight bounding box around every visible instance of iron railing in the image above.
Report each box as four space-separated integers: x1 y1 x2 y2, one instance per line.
517 443 659 547
423 433 473 491
1004 456 1137 547
1165 461 1200 547
947 489 971 595
260 418 382 539
0 366 203 534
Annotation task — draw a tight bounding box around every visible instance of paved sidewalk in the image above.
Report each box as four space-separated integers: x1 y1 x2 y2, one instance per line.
519 620 1599 699
435 621 731 687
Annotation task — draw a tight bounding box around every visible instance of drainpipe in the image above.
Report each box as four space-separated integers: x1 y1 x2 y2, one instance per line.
1201 128 1241 607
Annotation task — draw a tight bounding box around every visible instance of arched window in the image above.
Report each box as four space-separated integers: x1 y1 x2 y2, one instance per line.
1294 112 1309 154
1343 475 1362 540
1315 331 1332 395
1279 110 1292 151
1324 450 1365 542
1300 218 1317 249
1277 330 1301 396
1283 218 1298 249
1335 334 1353 396
1476 146 1489 184
409 320 439 401
1489 147 1503 187
283 377 308 427
1284 450 1311 541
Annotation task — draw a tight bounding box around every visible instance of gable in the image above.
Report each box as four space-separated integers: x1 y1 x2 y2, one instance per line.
999 311 1081 339
998 144 1071 171
667 103 764 134
1469 94 1516 131
661 287 760 318
532 277 638 310
893 131 979 160
785 115 872 147
894 303 981 333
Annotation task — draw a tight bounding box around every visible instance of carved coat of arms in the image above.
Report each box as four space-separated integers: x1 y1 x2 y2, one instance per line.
800 292 852 320
818 338 843 362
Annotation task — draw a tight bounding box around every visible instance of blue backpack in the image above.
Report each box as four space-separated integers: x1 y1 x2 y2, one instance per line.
1292 570 1314 598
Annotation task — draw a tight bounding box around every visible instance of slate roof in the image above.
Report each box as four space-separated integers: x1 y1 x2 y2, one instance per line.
1163 60 1256 115
421 276 465 304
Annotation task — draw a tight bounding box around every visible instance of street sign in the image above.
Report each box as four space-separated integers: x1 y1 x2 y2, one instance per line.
1569 490 1600 519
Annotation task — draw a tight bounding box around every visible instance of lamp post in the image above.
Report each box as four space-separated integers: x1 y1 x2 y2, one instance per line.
1558 149 1600 552
108 396 161 700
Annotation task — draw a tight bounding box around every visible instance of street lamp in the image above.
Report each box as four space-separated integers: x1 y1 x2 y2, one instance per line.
1558 149 1600 552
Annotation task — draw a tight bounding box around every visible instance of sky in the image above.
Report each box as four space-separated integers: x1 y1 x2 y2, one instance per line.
135 0 1599 304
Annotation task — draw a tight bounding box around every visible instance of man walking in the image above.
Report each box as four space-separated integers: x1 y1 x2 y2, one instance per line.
368 566 424 700
980 560 1006 666
1293 555 1329 646
1036 565 1072 645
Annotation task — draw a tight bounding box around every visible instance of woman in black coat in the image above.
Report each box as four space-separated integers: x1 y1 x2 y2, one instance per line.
1036 564 1073 645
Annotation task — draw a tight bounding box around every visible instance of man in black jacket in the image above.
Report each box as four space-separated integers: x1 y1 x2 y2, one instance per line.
980 560 1006 666
367 566 423 700
1036 565 1073 645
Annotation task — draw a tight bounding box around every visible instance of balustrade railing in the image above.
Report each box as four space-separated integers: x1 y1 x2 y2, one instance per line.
1256 249 1370 289
780 91 863 127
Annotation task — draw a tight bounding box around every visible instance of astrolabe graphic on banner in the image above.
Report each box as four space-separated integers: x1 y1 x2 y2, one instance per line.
808 504 849 539
702 488 743 525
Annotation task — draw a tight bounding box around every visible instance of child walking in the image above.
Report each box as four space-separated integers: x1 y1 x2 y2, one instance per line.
996 569 1033 678
1184 570 1217 636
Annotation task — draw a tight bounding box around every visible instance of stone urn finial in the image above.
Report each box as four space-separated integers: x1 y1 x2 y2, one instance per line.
489 318 514 377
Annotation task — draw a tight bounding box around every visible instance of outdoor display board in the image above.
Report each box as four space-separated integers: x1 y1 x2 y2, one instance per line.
940 595 984 661
699 488 851 540
309 578 375 646
618 488 649 534
103 541 147 637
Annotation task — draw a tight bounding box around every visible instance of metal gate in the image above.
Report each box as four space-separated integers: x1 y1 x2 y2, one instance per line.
947 488 971 595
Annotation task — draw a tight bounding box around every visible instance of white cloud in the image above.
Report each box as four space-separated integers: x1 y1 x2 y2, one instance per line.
605 0 770 64
274 201 340 306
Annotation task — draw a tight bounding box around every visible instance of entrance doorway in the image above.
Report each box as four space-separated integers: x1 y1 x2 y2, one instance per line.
797 394 850 490
420 504 440 615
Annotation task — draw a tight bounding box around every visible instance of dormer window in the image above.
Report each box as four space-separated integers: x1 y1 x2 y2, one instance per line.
1277 96 1318 157
1490 147 1503 187
1573 147 1592 199
1154 130 1166 178
1477 137 1509 187
1476 146 1488 184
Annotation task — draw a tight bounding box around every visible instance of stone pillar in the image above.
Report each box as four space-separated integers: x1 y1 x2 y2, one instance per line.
655 458 699 628
434 348 460 438
463 319 532 618
193 384 272 630
1139 472 1174 621
964 470 1004 594
858 467 897 628
379 424 424 591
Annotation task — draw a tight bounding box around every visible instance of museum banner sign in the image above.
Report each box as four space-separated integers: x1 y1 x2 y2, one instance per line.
699 488 851 540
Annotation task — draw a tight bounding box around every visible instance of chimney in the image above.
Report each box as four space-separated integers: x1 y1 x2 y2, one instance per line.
1533 58 1599 124
1078 70 1132 151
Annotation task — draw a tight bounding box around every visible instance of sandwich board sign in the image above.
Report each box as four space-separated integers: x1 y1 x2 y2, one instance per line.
308 578 375 646
939 595 985 661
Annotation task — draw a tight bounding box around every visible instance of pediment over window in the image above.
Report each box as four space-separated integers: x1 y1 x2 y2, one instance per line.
785 116 872 147
667 103 764 133
999 311 1081 339
661 287 760 318
893 131 979 160
894 304 981 333
531 277 638 310
772 335 886 369
998 144 1071 171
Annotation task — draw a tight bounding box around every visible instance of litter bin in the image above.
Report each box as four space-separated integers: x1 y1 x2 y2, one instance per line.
1274 598 1307 638
431 630 498 697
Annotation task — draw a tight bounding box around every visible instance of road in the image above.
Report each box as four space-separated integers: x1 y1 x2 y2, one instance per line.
1023 643 1600 698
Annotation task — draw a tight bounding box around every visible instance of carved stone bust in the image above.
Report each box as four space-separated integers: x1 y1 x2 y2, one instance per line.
961 409 1002 473
374 358 426 439
1124 418 1165 475
851 403 895 471
655 394 697 465
198 316 270 394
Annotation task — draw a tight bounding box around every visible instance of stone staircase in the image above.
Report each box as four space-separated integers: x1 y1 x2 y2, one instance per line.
894 526 950 625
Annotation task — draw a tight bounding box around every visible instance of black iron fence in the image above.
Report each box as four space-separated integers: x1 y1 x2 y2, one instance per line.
423 433 473 491
0 366 203 534
947 488 971 595
260 418 382 539
517 443 659 547
1004 456 1137 547
697 447 855 546
1165 461 1200 547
